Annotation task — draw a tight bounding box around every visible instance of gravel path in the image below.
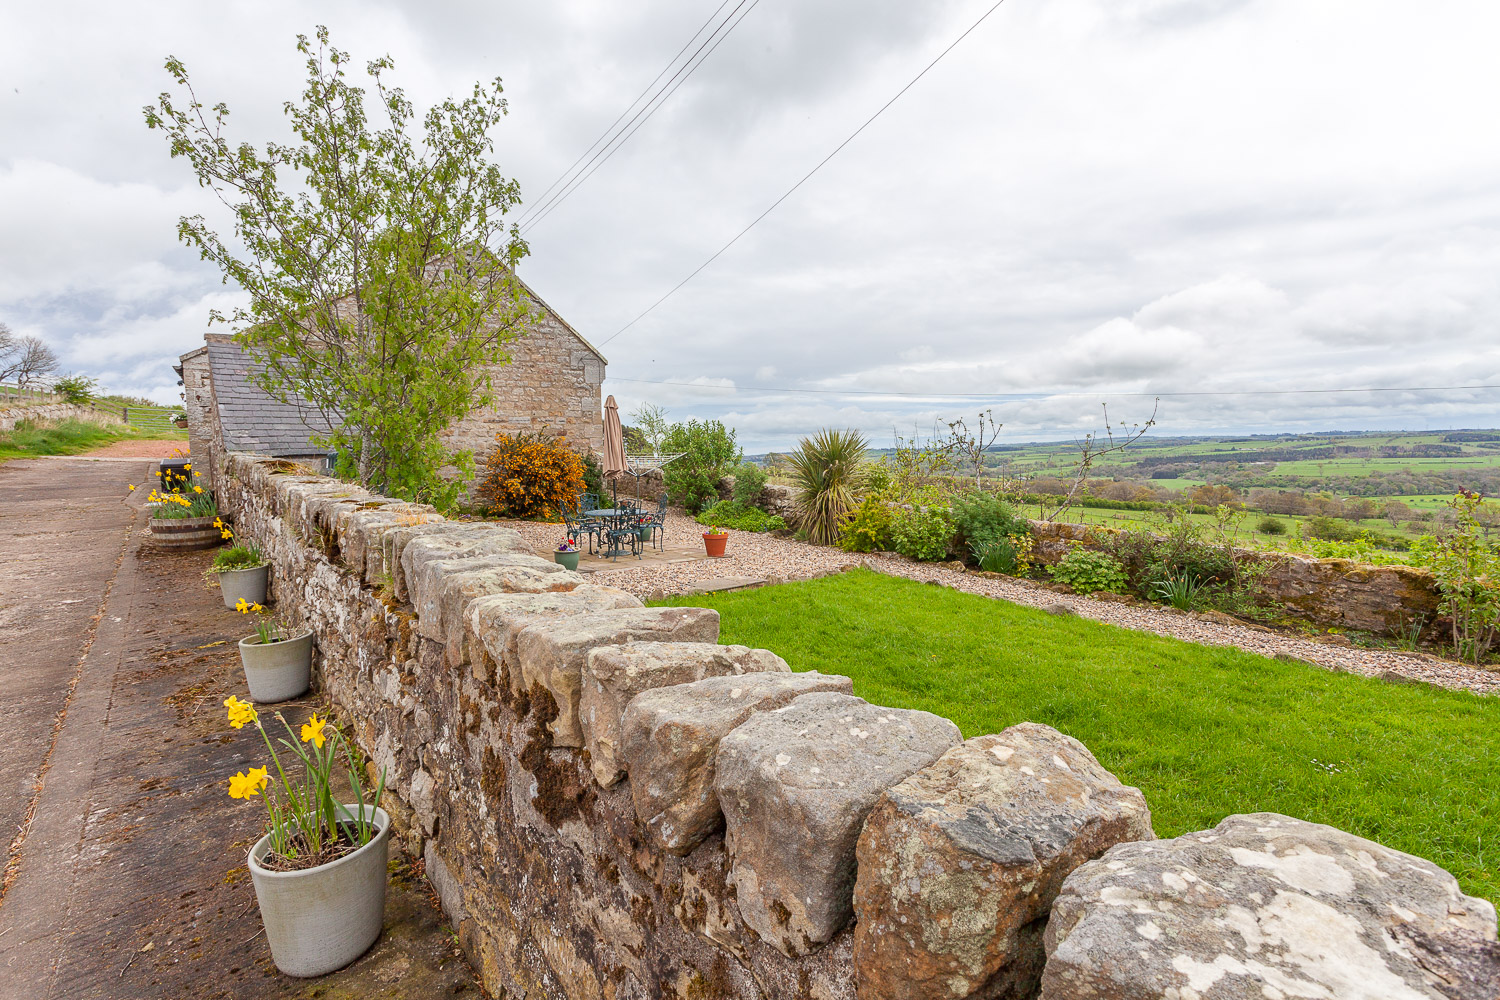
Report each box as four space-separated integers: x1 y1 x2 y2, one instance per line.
496 513 1498 698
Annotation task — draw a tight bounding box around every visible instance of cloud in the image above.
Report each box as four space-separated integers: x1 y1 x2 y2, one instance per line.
5 0 1500 448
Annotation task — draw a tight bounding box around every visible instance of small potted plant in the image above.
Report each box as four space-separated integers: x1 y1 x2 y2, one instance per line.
212 541 270 609
236 601 314 703
702 525 728 557
554 536 580 571
636 515 652 543
224 697 389 977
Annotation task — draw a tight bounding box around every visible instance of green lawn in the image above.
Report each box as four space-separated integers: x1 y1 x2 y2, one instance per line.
653 569 1500 904
0 418 185 462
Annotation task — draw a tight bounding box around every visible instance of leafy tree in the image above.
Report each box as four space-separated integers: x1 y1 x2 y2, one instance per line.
0 323 59 386
631 403 670 457
1411 492 1500 663
662 419 740 513
144 27 534 503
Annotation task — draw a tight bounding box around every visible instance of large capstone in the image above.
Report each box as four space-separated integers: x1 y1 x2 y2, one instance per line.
466 587 643 692
413 552 583 646
621 671 854 854
852 724 1155 1000
580 641 789 787
515 608 721 747
1040 812 1500 1000
715 691 961 956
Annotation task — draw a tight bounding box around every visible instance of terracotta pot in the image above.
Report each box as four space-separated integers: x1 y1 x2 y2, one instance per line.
703 532 728 557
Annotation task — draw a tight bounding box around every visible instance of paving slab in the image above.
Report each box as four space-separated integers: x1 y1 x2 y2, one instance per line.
0 457 479 999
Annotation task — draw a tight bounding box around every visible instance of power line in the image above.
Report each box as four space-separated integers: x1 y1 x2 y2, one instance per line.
598 0 1014 348
515 0 737 230
518 0 761 234
606 376 1500 400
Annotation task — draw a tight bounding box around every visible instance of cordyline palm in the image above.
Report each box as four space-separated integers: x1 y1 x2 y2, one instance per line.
788 429 869 546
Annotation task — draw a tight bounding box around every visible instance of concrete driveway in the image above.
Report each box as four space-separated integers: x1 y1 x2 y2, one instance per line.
0 456 479 999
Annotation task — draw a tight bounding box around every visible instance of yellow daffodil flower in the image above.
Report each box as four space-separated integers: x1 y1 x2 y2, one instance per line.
220 530 232 539
184 463 192 470
193 485 203 494
300 714 328 749
236 598 251 613
127 484 136 491
228 766 268 800
224 695 258 729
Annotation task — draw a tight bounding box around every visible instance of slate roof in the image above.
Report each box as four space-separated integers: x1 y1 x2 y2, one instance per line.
204 336 335 455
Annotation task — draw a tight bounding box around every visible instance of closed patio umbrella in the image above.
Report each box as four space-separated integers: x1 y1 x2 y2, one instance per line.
601 395 628 504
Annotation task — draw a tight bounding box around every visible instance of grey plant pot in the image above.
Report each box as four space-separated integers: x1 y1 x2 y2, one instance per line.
248 804 390 978
218 564 270 609
238 629 313 703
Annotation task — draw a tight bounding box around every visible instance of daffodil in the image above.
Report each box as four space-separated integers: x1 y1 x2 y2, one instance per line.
236 598 251 613
184 462 192 470
193 485 204 494
224 694 258 729
127 484 136 491
228 766 268 799
300 714 328 749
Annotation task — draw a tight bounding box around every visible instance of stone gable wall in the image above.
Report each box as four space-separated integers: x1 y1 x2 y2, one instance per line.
441 309 604 463
179 350 220 486
218 454 1497 1000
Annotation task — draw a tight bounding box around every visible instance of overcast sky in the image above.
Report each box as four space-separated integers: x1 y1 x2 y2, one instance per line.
4 0 1499 451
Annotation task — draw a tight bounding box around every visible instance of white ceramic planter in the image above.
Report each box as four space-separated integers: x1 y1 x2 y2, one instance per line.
218 564 270 609
248 804 390 977
238 629 313 703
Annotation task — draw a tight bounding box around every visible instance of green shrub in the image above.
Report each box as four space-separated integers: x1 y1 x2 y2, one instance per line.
52 373 98 404
695 499 787 533
1152 571 1206 610
730 462 768 506
952 491 1030 563
581 452 607 504
889 504 954 562
788 428 868 545
1050 547 1128 595
974 536 1023 574
212 543 266 571
1256 516 1287 535
663 419 741 513
1305 516 1358 542
838 497 893 553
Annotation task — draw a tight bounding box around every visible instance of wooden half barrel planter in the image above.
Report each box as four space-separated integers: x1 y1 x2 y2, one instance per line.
149 514 222 550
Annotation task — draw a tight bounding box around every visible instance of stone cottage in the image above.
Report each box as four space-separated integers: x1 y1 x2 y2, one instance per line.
175 278 606 492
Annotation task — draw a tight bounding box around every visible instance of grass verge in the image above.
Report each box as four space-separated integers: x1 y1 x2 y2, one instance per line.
0 418 185 462
653 567 1499 905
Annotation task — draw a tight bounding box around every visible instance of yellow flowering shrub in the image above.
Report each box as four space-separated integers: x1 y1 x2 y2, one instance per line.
476 432 587 521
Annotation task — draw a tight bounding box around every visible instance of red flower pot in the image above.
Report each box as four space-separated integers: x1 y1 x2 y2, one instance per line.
702 532 728 557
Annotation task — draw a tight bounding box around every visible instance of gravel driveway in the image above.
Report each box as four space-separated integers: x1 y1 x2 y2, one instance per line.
496 512 1498 697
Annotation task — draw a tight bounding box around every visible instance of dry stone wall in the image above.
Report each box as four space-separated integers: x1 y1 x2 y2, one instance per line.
219 454 1498 1000
0 400 125 433
1029 520 1442 636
